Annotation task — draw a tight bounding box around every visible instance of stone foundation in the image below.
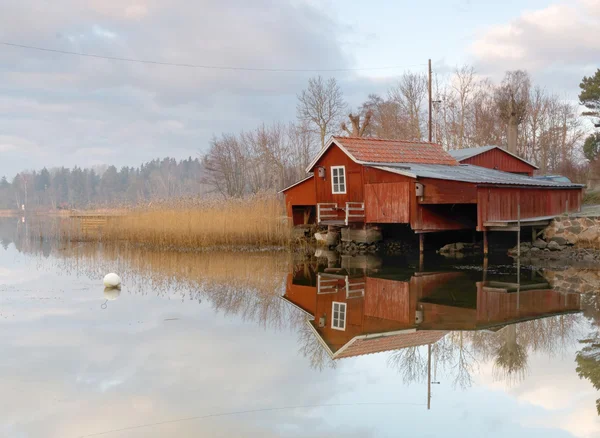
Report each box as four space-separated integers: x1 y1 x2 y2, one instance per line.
544 216 600 248
544 267 600 295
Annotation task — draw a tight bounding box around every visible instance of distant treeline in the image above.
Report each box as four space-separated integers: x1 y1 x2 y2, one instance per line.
0 157 206 210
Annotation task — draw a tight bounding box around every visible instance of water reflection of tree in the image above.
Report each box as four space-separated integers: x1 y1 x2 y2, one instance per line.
388 346 428 384
576 293 600 415
297 322 337 371
576 333 600 414
387 314 583 389
493 325 528 384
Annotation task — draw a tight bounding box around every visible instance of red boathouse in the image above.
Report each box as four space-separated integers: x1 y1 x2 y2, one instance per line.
281 137 584 248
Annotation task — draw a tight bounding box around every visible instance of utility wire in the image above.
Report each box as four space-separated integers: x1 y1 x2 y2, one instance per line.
78 401 427 437
1 41 426 72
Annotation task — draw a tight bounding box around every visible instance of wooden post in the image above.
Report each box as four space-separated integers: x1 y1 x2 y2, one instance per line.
517 204 521 258
427 343 432 410
428 59 432 143
483 230 488 256
531 227 536 243
483 254 489 282
419 233 425 254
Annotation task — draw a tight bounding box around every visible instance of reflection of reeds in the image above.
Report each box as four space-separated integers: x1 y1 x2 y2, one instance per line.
46 242 303 331
71 194 290 249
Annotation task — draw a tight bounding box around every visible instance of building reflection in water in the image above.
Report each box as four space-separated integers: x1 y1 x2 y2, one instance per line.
284 253 584 407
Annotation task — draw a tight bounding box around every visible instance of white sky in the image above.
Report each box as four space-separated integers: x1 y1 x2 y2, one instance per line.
0 0 598 178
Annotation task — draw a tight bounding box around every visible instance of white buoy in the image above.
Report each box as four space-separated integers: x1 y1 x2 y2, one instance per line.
103 273 121 288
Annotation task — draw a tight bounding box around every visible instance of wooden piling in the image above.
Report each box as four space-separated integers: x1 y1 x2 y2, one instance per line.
419 233 424 254
483 230 488 256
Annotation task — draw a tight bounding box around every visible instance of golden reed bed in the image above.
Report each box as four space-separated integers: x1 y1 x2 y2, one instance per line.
68 194 291 249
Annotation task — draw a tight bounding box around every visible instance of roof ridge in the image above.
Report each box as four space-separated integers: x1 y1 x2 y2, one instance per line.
333 136 441 146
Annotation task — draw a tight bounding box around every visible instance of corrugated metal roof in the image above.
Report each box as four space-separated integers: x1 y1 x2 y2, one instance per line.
449 145 496 160
372 163 584 188
449 145 539 169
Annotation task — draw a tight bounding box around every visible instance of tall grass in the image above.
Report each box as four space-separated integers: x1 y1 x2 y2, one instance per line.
583 190 600 205
75 193 291 249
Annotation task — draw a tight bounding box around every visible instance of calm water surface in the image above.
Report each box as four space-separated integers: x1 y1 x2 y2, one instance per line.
1 219 599 438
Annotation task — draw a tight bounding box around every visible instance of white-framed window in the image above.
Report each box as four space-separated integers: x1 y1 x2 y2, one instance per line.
331 301 346 331
331 166 346 194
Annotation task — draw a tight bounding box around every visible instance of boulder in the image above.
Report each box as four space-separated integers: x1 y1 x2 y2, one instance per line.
547 241 562 251
533 239 548 249
579 228 599 243
550 236 567 246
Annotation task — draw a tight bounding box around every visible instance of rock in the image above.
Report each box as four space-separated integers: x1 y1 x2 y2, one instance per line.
563 231 579 245
439 243 454 253
533 239 548 249
566 225 582 234
550 236 567 246
579 228 599 243
530 247 541 253
583 254 596 262
520 241 532 248
454 242 465 251
547 241 562 251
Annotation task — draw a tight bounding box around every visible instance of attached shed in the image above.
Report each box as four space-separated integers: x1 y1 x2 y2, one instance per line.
449 145 538 176
280 175 316 226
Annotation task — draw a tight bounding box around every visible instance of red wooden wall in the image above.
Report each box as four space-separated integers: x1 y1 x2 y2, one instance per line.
460 148 536 176
364 277 411 323
313 145 364 205
477 187 583 228
476 286 581 324
364 183 410 223
283 177 316 221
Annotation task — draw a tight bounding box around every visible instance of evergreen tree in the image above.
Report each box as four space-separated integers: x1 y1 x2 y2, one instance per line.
579 69 600 128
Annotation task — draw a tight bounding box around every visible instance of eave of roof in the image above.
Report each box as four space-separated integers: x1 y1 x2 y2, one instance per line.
449 146 540 169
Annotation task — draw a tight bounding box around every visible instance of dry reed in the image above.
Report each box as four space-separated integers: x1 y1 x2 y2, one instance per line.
73 193 291 249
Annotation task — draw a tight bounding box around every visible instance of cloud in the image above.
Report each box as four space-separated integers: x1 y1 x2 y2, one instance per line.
470 0 600 91
0 0 370 178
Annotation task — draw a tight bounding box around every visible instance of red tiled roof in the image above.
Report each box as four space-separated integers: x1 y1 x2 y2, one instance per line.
335 330 447 359
333 137 458 166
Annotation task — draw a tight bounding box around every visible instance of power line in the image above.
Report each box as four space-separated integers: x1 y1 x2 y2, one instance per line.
1 41 426 73
78 401 427 437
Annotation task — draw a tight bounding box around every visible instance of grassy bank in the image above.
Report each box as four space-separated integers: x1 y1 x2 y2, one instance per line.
584 190 600 205
70 194 290 249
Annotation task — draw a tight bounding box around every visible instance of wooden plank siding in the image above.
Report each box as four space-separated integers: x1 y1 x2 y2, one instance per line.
475 285 581 325
460 148 536 176
418 178 477 204
283 176 316 221
364 277 411 323
477 187 583 229
364 183 410 223
314 145 364 205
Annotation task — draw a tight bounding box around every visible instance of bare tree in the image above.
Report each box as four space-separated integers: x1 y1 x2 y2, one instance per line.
297 76 347 149
203 134 248 197
495 70 531 153
389 72 428 140
341 110 373 137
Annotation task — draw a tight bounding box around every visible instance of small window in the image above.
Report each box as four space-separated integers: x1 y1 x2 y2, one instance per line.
332 302 346 330
331 166 346 194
